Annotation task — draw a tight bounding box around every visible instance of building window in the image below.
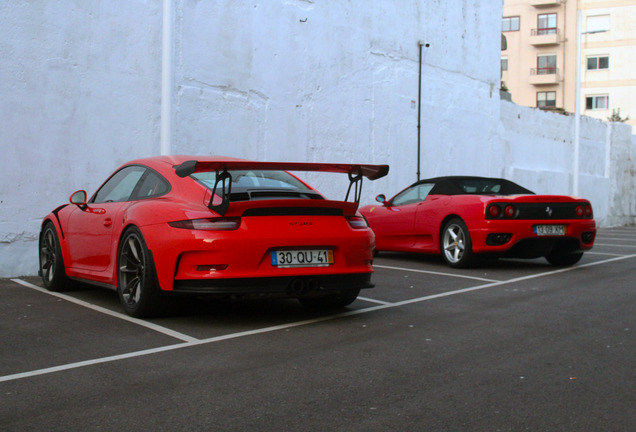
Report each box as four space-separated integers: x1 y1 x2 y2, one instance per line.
537 91 556 108
503 16 520 32
587 15 610 32
537 13 557 35
587 55 609 70
586 95 609 110
537 54 557 75
501 56 508 71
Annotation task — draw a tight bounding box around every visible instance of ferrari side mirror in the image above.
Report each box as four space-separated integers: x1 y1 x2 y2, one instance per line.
70 190 87 206
375 194 387 205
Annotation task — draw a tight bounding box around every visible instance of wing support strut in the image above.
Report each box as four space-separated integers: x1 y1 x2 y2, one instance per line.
209 169 232 216
345 168 363 203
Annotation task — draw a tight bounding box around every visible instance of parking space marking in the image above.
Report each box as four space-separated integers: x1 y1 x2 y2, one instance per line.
587 251 626 257
4 253 635 384
374 264 499 282
593 243 636 248
357 296 392 305
597 235 636 241
9 279 199 343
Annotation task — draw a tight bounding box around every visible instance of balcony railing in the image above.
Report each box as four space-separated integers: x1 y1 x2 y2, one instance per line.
529 68 560 85
530 28 561 45
530 0 564 7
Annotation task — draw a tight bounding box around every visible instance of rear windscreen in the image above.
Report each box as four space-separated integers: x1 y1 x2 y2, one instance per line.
192 170 311 191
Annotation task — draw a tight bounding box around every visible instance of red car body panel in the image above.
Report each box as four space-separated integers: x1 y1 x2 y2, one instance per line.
360 177 596 265
42 155 388 294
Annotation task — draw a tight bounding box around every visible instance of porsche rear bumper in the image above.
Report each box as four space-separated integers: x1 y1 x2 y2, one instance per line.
173 273 373 296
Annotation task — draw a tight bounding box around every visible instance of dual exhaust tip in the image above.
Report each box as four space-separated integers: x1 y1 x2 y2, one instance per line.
287 278 320 295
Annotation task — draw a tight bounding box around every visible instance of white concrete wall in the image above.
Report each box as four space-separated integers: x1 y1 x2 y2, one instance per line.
1 1 634 278
0 1 163 277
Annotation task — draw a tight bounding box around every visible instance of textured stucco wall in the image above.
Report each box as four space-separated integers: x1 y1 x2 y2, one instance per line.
0 0 634 278
0 1 163 277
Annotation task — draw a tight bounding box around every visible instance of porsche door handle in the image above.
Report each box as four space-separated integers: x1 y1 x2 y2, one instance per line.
104 218 113 227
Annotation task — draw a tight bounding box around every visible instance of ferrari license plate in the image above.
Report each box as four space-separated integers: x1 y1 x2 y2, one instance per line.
534 224 566 236
271 250 334 268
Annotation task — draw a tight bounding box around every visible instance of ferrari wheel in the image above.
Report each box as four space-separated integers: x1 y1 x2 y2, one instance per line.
441 218 473 268
117 227 164 318
39 223 71 292
298 288 360 310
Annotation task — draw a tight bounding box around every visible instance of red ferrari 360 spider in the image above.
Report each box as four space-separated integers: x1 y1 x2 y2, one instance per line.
359 176 596 268
39 155 388 317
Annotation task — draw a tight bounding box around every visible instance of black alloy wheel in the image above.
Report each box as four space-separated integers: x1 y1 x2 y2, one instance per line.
117 226 164 318
39 222 72 291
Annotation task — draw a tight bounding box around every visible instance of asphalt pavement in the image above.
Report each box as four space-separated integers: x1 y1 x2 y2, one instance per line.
1 227 635 431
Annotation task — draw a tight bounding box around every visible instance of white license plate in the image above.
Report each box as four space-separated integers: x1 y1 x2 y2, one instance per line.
534 225 567 236
271 249 334 268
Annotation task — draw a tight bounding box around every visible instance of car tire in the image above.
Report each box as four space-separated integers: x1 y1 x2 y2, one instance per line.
545 250 583 266
298 288 360 310
39 222 73 292
117 226 165 318
441 218 474 268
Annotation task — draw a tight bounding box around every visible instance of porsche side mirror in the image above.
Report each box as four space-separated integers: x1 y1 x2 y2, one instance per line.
375 194 387 205
70 190 87 206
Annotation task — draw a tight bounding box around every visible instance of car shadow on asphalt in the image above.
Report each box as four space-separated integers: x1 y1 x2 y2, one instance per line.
374 251 554 270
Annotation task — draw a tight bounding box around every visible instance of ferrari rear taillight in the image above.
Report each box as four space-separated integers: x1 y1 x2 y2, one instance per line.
488 205 501 218
575 206 584 217
347 216 369 229
487 204 518 219
575 204 593 218
169 217 241 231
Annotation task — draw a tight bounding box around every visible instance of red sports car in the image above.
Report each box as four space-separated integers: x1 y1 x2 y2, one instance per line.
39 156 389 317
359 176 596 268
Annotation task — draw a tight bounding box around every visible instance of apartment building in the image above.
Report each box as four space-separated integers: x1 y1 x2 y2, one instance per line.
502 0 636 130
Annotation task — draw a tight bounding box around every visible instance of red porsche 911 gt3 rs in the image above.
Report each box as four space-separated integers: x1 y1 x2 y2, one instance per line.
359 176 596 268
39 156 389 317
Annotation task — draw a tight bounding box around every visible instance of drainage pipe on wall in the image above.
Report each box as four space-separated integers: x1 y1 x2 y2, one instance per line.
417 41 429 181
160 0 174 156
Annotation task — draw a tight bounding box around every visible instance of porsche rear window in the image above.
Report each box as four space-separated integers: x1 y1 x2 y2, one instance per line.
192 170 310 191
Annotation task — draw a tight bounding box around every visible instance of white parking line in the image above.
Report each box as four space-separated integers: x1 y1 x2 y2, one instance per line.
9 279 199 343
593 243 636 248
596 235 636 241
357 296 392 305
586 251 626 257
374 264 499 282
3 253 635 384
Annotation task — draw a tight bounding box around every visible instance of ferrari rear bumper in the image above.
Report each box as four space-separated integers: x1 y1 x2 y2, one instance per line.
470 218 596 256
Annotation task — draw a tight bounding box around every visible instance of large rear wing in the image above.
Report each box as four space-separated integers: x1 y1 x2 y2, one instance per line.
174 159 389 216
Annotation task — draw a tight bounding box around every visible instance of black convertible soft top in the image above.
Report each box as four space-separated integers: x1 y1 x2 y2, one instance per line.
419 176 535 196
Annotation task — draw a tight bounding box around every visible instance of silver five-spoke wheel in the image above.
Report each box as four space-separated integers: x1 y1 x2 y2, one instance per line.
441 218 473 268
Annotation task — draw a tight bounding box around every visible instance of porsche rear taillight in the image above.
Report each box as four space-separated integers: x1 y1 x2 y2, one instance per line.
169 217 241 231
347 216 369 229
